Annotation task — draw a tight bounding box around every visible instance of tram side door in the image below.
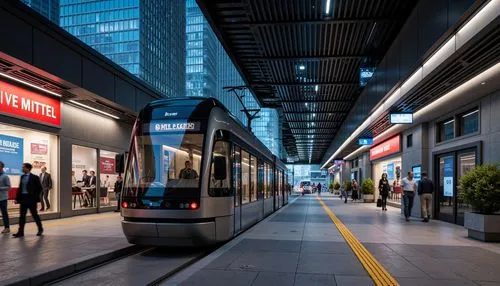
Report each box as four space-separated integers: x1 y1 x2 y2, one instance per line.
233 145 242 233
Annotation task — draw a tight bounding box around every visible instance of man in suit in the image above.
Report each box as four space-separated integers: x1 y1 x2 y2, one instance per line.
81 170 90 187
13 163 44 237
39 166 52 211
87 170 97 207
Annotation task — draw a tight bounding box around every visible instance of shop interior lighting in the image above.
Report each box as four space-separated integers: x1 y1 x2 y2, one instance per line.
462 110 479 118
321 0 499 169
69 100 120 119
0 72 62 98
299 65 306 70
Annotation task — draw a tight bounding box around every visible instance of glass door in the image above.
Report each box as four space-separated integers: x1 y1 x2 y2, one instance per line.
437 154 455 223
232 145 241 233
456 150 476 225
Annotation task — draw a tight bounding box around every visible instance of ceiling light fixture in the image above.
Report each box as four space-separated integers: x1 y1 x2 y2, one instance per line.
0 72 62 98
325 0 331 15
69 100 120 119
315 85 319 92
299 65 306 71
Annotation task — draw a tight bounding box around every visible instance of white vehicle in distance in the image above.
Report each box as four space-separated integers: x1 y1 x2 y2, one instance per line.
300 181 312 194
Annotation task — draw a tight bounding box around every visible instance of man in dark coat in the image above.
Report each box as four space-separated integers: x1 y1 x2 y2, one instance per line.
13 163 44 237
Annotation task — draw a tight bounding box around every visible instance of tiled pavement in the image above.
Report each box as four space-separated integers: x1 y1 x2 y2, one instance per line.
0 212 128 284
166 194 500 286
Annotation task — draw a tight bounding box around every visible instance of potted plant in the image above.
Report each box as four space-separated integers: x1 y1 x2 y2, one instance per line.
361 178 375 203
458 164 500 242
333 181 341 195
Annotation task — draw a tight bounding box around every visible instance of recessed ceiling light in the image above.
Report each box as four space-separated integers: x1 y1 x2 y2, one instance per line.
315 85 319 92
299 65 306 70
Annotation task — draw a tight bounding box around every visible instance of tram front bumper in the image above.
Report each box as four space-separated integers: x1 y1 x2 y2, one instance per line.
121 220 216 246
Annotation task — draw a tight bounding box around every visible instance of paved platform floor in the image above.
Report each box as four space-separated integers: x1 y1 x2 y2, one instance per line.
166 194 500 286
0 212 127 284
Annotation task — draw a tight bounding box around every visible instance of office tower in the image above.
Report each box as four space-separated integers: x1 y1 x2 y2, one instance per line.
21 0 59 24
60 0 185 98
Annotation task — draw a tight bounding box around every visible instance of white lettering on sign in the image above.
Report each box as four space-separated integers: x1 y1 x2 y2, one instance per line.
154 122 195 131
0 90 57 119
164 112 178 117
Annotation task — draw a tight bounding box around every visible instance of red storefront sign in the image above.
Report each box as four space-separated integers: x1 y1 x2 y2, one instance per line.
0 80 61 126
100 157 116 174
370 135 401 161
31 143 48 155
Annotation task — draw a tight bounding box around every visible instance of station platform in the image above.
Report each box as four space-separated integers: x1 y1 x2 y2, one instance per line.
166 194 500 286
0 212 131 286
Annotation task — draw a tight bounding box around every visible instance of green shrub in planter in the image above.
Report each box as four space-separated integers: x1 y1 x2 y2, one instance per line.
458 164 500 215
333 181 341 190
361 178 375 195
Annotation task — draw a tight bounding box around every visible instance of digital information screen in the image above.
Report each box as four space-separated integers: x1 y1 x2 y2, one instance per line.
358 138 373 145
390 113 413 124
147 121 201 133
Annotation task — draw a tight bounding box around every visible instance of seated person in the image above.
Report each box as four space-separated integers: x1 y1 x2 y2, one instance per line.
71 170 80 192
179 161 198 179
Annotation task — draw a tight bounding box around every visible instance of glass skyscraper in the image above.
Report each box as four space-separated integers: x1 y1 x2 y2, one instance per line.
185 0 282 157
60 0 185 98
21 0 59 24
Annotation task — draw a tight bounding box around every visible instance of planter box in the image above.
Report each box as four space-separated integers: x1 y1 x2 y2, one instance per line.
363 194 374 203
464 212 500 242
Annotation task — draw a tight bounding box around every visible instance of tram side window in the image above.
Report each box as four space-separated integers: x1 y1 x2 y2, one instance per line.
209 141 231 197
233 146 241 206
241 149 250 204
250 155 257 202
257 160 264 200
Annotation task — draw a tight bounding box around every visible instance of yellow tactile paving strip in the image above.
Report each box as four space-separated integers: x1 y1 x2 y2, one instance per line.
318 197 399 286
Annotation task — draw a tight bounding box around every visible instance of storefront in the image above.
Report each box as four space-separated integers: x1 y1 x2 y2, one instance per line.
430 105 482 226
0 77 132 225
370 135 402 206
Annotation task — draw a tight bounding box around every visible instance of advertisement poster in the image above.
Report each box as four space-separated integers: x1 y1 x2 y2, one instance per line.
31 143 48 155
100 157 116 174
413 165 421 183
443 157 454 197
0 134 24 174
387 163 394 180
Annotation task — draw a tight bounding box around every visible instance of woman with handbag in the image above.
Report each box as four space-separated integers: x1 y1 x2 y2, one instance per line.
378 173 390 211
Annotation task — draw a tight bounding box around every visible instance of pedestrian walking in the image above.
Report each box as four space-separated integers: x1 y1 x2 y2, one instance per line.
378 173 390 211
351 180 359 202
418 171 434 222
341 187 348 203
39 166 52 211
13 163 44 237
402 171 417 222
0 161 11 234
114 175 123 212
317 183 322 196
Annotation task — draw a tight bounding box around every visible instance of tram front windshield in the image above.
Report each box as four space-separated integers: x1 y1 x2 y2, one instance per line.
124 131 204 201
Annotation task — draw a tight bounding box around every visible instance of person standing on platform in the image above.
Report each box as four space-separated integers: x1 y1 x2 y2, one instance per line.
402 171 417 222
418 171 434 222
114 175 123 212
13 163 44 237
0 161 11 234
317 182 322 196
39 166 52 212
378 173 390 211
351 180 359 202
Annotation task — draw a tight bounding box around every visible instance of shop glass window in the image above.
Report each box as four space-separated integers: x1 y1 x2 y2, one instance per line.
407 134 413 148
241 150 250 204
72 145 97 210
0 124 59 218
437 118 455 142
250 155 257 202
99 150 120 208
459 108 479 136
209 141 231 197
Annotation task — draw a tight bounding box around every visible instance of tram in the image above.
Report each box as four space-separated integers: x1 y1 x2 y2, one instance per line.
120 97 288 246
